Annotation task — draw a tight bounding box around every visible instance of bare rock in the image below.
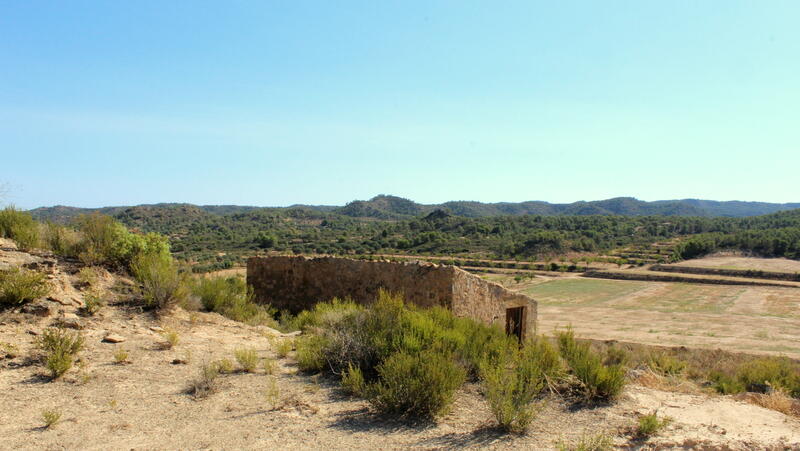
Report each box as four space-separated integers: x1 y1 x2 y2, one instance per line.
102 333 126 343
149 326 165 333
21 300 55 317
47 295 73 306
57 313 85 330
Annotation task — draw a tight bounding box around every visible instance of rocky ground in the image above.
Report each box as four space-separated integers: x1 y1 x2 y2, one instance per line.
1 239 799 450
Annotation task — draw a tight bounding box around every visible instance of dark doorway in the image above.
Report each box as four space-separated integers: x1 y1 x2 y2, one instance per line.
505 306 526 342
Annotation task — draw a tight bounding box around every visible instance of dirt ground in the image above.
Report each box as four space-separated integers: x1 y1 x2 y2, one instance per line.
668 255 800 273
2 242 800 450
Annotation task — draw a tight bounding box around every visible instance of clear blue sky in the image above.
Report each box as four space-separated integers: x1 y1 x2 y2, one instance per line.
2 1 798 209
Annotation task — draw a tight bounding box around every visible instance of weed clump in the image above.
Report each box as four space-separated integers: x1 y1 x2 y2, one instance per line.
37 328 85 379
636 412 671 438
0 267 49 307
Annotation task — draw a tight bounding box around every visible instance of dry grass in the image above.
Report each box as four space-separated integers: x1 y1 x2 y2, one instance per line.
634 369 700 394
736 391 800 418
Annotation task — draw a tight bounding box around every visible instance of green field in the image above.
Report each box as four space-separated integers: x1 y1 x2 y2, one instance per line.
523 278 649 306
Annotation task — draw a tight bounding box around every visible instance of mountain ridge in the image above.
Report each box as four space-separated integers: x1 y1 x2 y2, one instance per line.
29 195 800 223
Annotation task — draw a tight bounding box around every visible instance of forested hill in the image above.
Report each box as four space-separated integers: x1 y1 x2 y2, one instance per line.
29 195 800 222
21 199 800 272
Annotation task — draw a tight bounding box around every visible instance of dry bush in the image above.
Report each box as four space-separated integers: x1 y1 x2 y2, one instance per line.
736 390 800 417
214 358 235 374
262 358 277 375
113 348 129 364
634 369 700 394
234 348 258 373
275 339 292 358
77 267 100 288
160 329 180 349
41 409 62 429
188 362 220 399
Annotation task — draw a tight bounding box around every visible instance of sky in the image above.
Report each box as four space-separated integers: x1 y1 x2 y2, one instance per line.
1 1 798 209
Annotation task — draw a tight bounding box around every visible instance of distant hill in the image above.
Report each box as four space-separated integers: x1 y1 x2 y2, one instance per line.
29 195 800 223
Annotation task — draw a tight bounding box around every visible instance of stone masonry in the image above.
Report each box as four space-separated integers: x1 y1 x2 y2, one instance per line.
247 256 537 339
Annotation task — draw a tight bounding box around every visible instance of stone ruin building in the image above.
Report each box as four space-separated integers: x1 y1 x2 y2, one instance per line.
247 256 537 341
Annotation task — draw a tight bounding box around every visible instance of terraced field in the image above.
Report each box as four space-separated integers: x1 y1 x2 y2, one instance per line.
502 275 800 358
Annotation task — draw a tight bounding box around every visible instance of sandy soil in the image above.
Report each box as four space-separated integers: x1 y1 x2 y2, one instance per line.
2 241 799 450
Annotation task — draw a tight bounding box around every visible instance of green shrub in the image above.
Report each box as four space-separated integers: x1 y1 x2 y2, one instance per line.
296 334 328 373
74 213 170 269
368 349 465 419
0 267 50 306
131 253 189 310
480 337 561 432
558 329 625 402
234 348 258 373
192 276 276 326
736 358 800 397
636 412 671 437
709 371 747 395
37 328 85 379
0 207 39 250
341 363 366 396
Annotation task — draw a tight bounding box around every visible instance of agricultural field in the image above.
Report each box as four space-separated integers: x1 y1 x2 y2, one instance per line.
668 255 800 272
497 274 800 358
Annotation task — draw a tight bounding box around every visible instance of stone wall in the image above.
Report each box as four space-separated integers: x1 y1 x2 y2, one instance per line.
247 256 537 338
